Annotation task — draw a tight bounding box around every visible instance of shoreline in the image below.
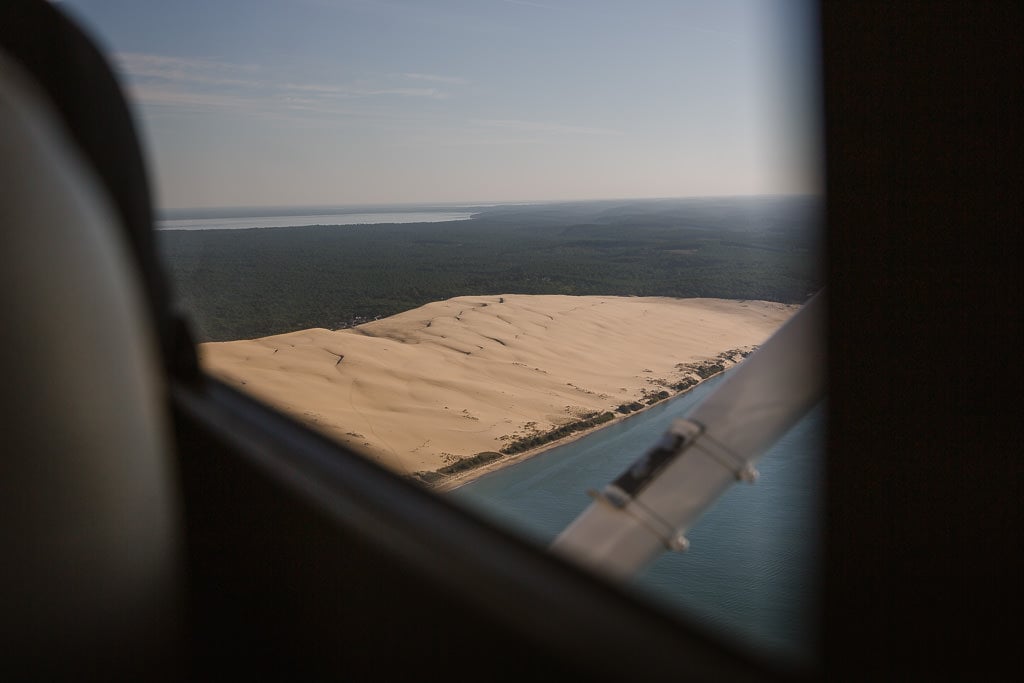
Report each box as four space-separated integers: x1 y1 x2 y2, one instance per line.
201 295 796 481
430 361 740 493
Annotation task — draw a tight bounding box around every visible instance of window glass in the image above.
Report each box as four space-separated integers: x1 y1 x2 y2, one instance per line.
58 0 823 669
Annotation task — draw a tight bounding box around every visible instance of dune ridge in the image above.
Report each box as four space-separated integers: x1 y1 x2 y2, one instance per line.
200 295 797 485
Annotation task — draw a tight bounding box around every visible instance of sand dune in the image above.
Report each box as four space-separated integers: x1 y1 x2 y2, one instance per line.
200 295 797 483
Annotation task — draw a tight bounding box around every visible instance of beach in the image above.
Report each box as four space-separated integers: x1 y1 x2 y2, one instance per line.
200 295 798 485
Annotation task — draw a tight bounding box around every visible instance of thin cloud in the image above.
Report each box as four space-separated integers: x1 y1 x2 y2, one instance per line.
401 72 468 85
277 82 445 98
115 53 263 87
126 84 259 111
498 0 560 9
116 52 453 116
366 87 445 98
280 82 350 94
473 119 622 136
430 118 624 147
127 84 370 127
284 82 446 99
126 85 440 128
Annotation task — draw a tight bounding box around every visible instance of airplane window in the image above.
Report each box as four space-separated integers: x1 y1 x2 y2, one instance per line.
57 0 823 671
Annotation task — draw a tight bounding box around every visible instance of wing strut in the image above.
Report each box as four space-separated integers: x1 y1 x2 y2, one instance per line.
551 291 826 579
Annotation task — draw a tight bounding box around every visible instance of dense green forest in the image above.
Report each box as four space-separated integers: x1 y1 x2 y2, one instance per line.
157 196 822 342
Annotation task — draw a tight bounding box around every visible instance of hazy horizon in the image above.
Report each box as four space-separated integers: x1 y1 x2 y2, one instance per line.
158 191 819 215
56 1 821 211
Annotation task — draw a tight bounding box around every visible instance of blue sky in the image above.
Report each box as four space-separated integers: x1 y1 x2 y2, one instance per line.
55 0 820 209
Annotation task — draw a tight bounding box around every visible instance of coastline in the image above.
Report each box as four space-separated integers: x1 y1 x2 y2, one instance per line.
200 295 797 482
431 360 740 492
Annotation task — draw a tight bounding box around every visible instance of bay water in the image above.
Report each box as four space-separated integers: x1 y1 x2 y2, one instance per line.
451 372 823 667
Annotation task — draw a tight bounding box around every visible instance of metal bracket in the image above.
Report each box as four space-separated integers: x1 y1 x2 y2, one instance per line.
586 488 692 553
585 417 758 553
691 429 760 483
601 418 705 502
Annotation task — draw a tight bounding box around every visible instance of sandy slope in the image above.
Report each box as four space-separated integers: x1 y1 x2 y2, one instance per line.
200 295 797 479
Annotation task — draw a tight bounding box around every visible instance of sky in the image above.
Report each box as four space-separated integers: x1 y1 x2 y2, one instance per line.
54 0 821 210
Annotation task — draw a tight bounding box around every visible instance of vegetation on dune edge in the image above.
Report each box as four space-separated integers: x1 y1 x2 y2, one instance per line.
409 346 758 486
499 411 617 456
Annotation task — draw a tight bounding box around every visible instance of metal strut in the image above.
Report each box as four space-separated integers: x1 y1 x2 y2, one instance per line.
551 292 826 580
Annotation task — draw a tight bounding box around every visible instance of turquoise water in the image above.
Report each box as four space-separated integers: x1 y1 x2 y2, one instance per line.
451 372 823 667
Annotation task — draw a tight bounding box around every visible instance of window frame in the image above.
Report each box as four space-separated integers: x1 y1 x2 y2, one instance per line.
170 371 793 679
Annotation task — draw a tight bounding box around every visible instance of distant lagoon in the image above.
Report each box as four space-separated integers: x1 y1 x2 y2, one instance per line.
157 210 478 231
